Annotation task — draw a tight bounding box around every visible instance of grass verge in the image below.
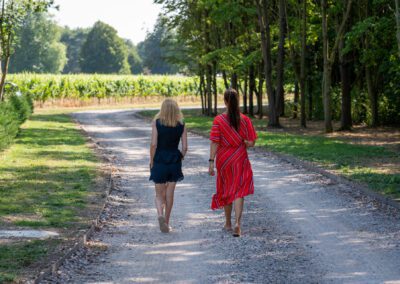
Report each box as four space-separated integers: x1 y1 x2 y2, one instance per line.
0 111 102 282
139 109 400 199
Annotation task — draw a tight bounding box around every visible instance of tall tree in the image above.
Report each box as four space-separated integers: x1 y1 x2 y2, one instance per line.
61 27 89 73
10 12 67 73
321 0 353 132
396 0 400 56
0 0 53 101
137 16 180 74
256 0 280 127
80 21 130 74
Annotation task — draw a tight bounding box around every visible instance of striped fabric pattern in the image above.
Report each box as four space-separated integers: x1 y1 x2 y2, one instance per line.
210 113 257 210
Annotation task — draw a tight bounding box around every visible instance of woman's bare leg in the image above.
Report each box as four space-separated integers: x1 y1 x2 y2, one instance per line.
165 182 176 225
224 204 233 230
155 183 167 217
233 198 244 236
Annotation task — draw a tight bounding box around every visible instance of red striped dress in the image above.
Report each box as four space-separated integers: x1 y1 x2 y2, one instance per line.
210 113 257 210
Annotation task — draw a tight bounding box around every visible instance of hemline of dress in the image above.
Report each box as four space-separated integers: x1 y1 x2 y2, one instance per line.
149 176 184 184
211 192 254 210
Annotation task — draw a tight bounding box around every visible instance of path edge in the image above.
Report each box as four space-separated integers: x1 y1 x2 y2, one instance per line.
134 111 400 211
31 115 116 284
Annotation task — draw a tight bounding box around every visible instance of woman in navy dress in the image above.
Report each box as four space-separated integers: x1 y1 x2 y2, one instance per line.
150 99 188 233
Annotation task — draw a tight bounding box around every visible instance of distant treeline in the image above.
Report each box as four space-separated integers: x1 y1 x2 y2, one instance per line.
9 13 180 75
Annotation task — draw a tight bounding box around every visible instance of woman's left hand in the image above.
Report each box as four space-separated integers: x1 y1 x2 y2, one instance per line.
244 140 254 148
208 163 215 176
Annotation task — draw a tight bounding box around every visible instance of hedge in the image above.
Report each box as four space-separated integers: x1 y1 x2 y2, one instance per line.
0 95 33 151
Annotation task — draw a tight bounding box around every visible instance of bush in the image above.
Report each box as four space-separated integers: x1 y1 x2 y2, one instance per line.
0 95 33 151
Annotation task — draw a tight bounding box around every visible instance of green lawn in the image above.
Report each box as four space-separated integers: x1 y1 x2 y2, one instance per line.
0 112 100 282
139 109 400 199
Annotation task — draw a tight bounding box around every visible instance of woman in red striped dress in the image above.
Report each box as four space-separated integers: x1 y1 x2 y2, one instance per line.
208 88 257 237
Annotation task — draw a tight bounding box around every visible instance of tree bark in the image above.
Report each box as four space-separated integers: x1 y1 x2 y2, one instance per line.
230 72 238 90
321 0 353 132
300 0 307 127
321 0 333 132
222 71 229 89
307 76 313 120
292 80 299 119
0 56 10 101
206 64 213 116
395 0 400 57
249 65 255 117
366 65 378 126
199 70 205 114
212 61 218 115
257 62 264 118
339 37 352 130
276 0 286 117
256 0 279 126
243 75 248 114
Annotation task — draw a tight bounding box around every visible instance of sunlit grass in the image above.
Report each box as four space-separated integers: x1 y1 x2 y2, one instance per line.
0 112 99 281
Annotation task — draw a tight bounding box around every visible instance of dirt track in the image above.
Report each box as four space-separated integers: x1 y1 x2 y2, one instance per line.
43 109 400 284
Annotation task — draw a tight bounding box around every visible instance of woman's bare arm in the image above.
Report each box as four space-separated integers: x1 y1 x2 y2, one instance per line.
181 125 188 159
209 142 218 176
149 121 158 168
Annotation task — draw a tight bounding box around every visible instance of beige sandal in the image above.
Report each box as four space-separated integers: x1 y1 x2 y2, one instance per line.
158 216 169 233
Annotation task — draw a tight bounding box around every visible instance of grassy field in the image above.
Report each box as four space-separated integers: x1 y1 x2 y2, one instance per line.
139 109 400 199
0 111 102 282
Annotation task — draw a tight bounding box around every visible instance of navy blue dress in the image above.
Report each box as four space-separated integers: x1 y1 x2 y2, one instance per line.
150 119 184 184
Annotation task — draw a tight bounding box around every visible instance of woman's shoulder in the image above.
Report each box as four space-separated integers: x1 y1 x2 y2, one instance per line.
240 113 251 122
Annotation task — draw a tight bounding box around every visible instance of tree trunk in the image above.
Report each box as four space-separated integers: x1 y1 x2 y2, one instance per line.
222 71 229 89
321 0 333 132
321 0 353 132
308 77 313 120
243 76 248 114
257 0 279 126
292 80 299 119
300 0 307 128
257 62 264 118
206 64 213 116
395 0 400 57
212 61 218 115
249 65 255 117
366 66 378 126
339 37 352 130
230 73 238 90
199 70 205 114
276 0 287 117
0 56 10 102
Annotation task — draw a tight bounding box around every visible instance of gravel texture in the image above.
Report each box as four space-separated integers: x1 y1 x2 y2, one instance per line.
41 109 400 284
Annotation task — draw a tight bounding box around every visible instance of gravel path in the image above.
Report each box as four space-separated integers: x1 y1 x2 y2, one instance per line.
43 109 400 284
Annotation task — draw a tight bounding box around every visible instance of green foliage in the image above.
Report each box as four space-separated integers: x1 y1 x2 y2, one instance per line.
80 21 130 74
8 74 201 102
10 12 67 73
137 16 181 74
60 27 90 74
126 40 143 74
0 94 33 151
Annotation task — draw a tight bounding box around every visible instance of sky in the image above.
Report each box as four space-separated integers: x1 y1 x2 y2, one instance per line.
52 0 162 44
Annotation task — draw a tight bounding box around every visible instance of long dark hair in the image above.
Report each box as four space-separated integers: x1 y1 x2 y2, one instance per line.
224 88 241 131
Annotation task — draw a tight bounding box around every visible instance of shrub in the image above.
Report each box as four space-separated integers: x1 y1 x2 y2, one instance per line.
0 95 33 151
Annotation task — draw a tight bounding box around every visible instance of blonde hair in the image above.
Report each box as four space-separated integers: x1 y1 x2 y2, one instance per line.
154 99 183 127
